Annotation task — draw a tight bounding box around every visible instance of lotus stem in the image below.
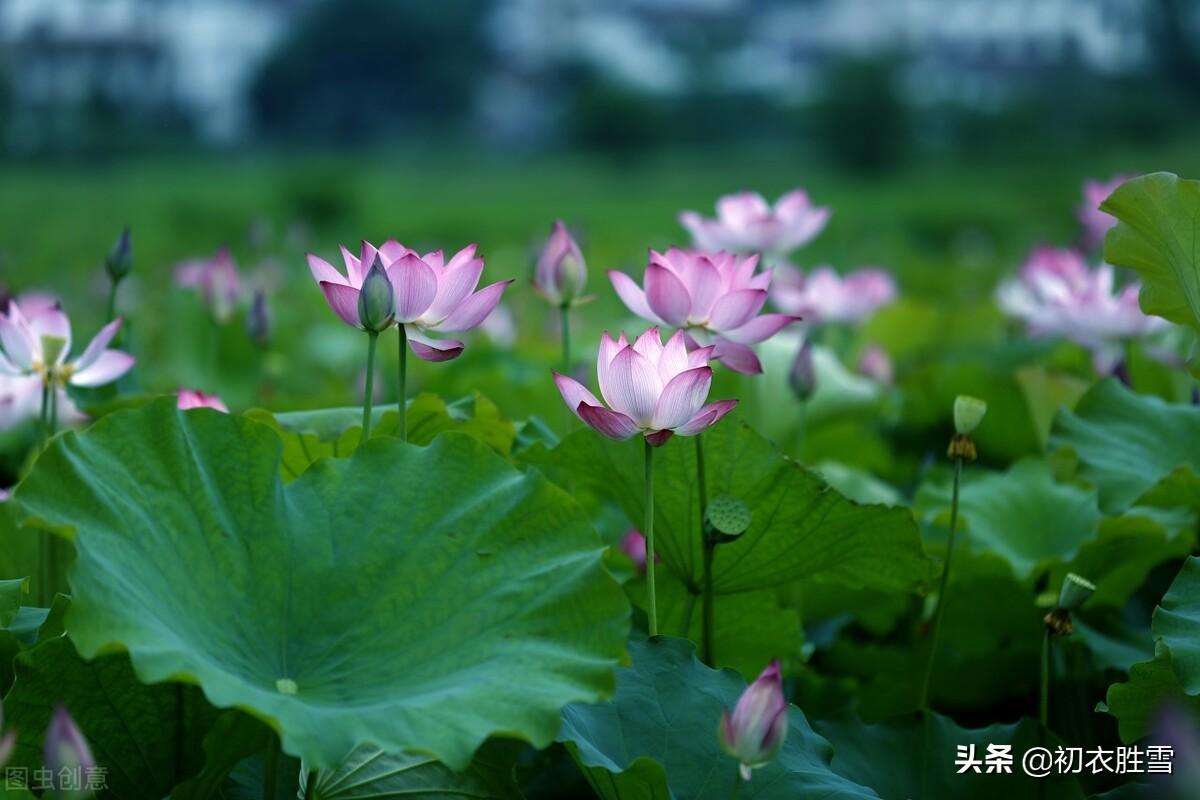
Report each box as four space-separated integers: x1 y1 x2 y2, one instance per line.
264 733 280 800
360 331 379 446
919 455 963 709
560 304 571 374
397 325 408 442
697 435 715 664
304 769 318 800
105 279 119 325
1040 628 1051 727
644 437 658 636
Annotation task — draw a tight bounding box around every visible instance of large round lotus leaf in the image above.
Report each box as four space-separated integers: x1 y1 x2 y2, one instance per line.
13 399 629 770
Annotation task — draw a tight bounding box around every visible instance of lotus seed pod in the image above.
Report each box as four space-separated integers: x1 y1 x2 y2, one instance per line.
1058 572 1096 611
953 395 987 435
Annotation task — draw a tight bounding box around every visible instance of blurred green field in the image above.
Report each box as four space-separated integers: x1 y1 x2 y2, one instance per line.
1 138 1197 451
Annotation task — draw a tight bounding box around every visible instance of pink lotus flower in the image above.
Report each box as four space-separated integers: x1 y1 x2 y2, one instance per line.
609 249 799 374
1078 175 1130 249
0 299 92 431
554 327 737 447
619 529 661 573
772 264 896 325
680 190 830 255
997 246 1167 374
176 247 241 323
719 659 788 781
0 303 133 388
857 345 894 385
309 240 511 361
534 220 589 307
177 390 228 412
44 705 96 797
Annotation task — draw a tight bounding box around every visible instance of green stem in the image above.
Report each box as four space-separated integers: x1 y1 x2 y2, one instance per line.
1040 628 1052 727
36 381 51 607
398 326 408 442
559 304 571 373
304 769 318 800
644 438 658 636
360 332 379 446
105 278 120 324
919 455 963 709
264 733 280 800
697 435 715 665
48 380 58 437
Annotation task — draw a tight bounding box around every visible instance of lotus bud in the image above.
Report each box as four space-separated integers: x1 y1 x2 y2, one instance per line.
719 660 788 781
105 226 133 282
789 339 816 400
0 700 14 768
44 705 96 798
535 220 587 307
247 289 271 346
953 395 987 435
357 255 396 333
620 529 648 573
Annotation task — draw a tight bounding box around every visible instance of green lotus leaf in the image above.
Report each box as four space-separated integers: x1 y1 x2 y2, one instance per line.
1101 172 1200 331
558 635 879 799
1051 379 1200 514
1105 558 1200 741
302 740 522 800
170 711 274 800
247 392 516 480
813 712 1086 799
526 421 930 595
13 398 628 770
916 459 1100 581
3 635 217 800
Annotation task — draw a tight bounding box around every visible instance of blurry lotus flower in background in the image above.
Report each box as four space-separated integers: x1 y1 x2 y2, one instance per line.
996 246 1166 374
610 248 799 374
772 264 897 325
0 698 14 767
719 659 788 781
309 240 511 361
554 327 737 446
0 488 8 503
680 190 831 255
1153 704 1200 797
176 247 241 323
620 529 661 573
857 344 894 385
1078 175 1130 249
0 301 133 430
534 220 589 307
44 705 96 799
480 301 518 348
177 390 228 412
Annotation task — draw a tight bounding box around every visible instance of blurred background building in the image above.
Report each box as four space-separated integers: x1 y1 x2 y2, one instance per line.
0 0 1195 167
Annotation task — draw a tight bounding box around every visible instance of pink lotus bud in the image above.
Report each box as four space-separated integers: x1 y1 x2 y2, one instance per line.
857 345 893 385
621 529 647 571
177 390 228 413
719 660 788 781
789 339 815 400
534 220 587 307
44 705 96 797
554 327 737 447
246 289 271 346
